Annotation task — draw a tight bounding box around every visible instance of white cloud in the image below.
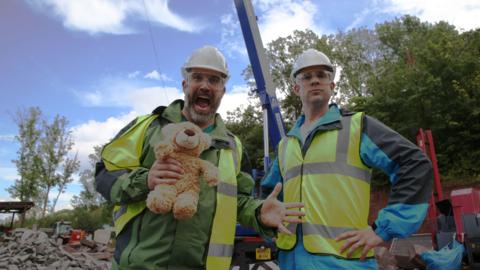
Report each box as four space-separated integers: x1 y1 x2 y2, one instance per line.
381 0 480 31
220 0 325 58
144 70 172 81
142 0 203 33
346 8 374 31
127 86 183 113
0 167 18 182
72 83 253 171
29 0 201 35
220 13 247 58
74 76 183 112
72 84 182 170
0 135 15 142
52 190 77 211
218 84 254 117
71 111 139 170
255 0 324 44
128 71 141 78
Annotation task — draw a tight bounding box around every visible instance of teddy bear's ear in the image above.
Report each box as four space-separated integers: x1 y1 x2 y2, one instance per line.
161 123 177 139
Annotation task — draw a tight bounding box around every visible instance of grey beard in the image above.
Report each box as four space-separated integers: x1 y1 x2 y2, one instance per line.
184 99 217 126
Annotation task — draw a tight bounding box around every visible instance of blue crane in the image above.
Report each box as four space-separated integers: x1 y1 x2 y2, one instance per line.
234 0 286 171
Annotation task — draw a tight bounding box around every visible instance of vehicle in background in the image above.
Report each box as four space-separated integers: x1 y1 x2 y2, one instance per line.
52 221 85 244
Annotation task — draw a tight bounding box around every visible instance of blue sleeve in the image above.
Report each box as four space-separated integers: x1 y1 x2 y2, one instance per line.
360 115 433 241
260 157 283 199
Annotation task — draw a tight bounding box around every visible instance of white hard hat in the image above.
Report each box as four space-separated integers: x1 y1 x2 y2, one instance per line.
181 46 229 82
290 49 335 81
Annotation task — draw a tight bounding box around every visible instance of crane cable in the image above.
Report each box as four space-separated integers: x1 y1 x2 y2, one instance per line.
142 0 170 103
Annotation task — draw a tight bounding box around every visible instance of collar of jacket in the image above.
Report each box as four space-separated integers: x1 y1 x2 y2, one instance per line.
287 103 343 140
160 99 233 149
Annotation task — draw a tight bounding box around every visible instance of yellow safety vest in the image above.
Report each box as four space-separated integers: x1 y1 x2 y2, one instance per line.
276 112 374 259
101 114 242 270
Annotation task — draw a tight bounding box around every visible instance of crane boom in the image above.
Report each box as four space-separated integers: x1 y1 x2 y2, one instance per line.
234 0 286 170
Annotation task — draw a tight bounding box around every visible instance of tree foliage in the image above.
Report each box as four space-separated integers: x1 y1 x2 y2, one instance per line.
72 145 106 208
9 108 80 218
235 16 480 182
8 107 42 202
8 107 42 226
36 114 77 218
225 105 264 170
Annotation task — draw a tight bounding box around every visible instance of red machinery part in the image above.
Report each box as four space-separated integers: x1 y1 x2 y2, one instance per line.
451 187 480 237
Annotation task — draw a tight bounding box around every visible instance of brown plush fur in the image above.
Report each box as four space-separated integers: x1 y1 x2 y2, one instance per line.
146 122 219 220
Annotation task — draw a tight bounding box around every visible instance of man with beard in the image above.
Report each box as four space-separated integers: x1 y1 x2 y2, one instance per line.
261 49 433 269
95 46 304 270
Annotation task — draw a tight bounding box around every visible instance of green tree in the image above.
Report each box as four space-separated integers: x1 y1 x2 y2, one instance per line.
8 107 42 226
50 153 80 213
36 114 79 218
244 16 480 181
72 145 105 208
354 16 480 179
225 104 264 170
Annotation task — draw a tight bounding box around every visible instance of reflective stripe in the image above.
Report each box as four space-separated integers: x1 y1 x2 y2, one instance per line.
217 182 237 197
206 144 239 270
336 116 350 160
277 113 373 257
113 205 127 221
286 223 297 233
280 139 289 178
227 135 242 174
303 222 355 239
228 137 239 172
285 162 371 184
207 243 234 257
283 116 370 184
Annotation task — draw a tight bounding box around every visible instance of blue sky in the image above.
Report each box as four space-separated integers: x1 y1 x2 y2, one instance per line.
1 0 479 216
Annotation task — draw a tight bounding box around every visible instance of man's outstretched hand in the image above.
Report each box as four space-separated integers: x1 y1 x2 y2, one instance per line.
260 183 304 234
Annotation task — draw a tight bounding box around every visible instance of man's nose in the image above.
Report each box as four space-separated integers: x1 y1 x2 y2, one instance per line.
198 78 212 90
198 84 212 94
310 78 321 86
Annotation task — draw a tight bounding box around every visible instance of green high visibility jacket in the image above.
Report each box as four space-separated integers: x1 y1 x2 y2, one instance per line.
95 100 272 270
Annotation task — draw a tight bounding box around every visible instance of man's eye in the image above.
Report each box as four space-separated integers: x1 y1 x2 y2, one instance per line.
192 74 203 81
317 71 328 79
302 73 312 80
209 76 220 85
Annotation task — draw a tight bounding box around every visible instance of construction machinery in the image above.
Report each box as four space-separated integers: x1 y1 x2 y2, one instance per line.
53 220 85 244
231 0 286 269
416 128 480 269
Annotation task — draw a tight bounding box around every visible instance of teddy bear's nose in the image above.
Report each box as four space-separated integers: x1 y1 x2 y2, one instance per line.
184 129 195 137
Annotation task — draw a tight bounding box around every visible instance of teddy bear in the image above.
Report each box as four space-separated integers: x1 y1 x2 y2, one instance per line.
146 122 219 220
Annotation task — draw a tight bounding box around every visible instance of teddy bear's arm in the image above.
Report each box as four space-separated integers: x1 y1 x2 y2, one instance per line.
199 160 219 187
154 142 175 160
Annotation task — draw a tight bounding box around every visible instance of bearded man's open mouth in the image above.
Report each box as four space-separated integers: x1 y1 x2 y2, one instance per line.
193 94 212 114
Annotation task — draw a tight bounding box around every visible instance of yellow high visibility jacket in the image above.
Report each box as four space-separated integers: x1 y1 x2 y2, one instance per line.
101 113 242 270
276 112 374 259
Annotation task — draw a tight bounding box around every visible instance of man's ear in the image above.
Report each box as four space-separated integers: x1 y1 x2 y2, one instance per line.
182 80 187 94
293 84 300 96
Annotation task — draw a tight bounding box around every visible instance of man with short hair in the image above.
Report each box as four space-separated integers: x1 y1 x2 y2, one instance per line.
261 48 433 269
96 46 304 270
